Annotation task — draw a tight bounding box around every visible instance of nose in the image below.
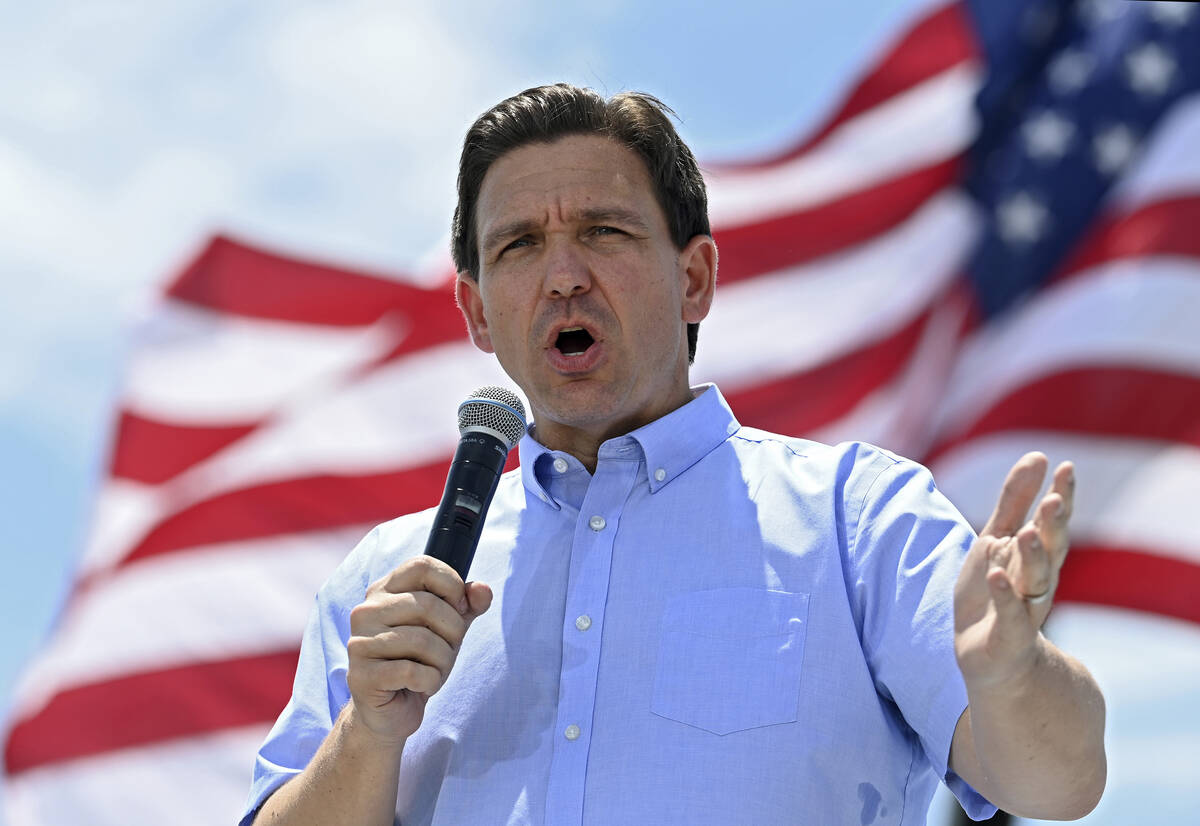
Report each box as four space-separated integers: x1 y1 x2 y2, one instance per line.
542 239 592 299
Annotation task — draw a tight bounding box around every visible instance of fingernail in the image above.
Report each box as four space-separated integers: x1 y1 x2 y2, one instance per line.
457 596 469 614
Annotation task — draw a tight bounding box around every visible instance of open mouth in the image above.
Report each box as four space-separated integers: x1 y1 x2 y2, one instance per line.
554 326 595 357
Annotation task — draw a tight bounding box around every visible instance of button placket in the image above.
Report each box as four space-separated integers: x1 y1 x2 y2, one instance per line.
545 452 638 824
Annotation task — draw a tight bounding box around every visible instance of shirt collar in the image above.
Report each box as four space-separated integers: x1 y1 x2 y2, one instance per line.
518 383 740 505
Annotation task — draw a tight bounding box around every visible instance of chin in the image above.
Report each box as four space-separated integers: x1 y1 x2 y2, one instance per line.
535 382 625 426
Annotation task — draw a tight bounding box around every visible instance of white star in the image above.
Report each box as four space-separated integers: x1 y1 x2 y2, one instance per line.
1022 110 1076 161
997 192 1051 245
1047 48 1096 95
1147 3 1197 27
1093 124 1140 175
1125 42 1177 97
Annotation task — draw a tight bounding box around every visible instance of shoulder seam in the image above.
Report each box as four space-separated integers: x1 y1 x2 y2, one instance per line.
730 432 812 460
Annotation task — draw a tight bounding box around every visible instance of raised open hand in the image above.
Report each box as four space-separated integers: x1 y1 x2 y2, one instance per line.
954 452 1075 688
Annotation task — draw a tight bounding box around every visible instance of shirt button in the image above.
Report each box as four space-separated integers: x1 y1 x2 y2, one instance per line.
654 467 667 482
553 457 569 473
589 515 606 531
575 614 592 631
564 724 581 741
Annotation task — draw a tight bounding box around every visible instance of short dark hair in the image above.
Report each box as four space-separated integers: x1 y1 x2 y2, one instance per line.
452 83 711 362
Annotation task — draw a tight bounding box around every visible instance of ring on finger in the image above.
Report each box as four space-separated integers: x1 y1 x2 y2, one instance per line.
1023 590 1052 605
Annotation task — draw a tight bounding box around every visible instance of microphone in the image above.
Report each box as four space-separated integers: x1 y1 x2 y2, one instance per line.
423 386 527 580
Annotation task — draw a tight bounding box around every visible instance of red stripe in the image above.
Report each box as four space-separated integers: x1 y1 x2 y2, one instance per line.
3 650 299 776
925 366 1200 465
167 237 465 353
119 461 449 566
1057 545 1200 625
712 2 976 170
1056 195 1200 279
714 157 961 284
110 411 258 484
111 451 521 571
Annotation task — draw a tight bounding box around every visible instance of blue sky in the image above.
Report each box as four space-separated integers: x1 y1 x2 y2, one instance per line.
1 1 1197 822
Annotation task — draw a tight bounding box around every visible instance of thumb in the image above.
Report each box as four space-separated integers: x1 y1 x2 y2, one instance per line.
460 581 493 624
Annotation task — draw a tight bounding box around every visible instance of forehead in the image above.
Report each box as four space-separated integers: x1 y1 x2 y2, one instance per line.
475 135 659 231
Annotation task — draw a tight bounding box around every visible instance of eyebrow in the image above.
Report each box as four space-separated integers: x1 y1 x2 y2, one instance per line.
577 206 651 232
481 207 652 254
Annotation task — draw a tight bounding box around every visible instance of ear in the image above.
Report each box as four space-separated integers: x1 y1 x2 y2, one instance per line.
678 234 718 324
455 273 495 354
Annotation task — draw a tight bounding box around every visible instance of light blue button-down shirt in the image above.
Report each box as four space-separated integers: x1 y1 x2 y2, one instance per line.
243 385 994 825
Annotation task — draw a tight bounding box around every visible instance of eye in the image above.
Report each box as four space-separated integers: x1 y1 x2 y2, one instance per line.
501 236 533 253
592 225 625 237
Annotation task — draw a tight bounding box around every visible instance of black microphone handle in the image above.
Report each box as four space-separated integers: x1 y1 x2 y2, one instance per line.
423 429 510 580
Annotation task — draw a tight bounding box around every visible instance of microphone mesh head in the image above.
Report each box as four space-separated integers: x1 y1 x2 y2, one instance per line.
457 386 527 449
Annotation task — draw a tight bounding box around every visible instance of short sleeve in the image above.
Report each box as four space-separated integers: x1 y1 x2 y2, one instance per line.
844 450 997 821
238 527 381 826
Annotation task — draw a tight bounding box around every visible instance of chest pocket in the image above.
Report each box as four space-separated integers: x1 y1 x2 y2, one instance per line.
651 587 810 735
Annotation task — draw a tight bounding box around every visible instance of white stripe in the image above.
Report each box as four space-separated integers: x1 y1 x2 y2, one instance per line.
123 300 400 421
80 479 166 575
705 63 980 227
930 431 1200 565
3 725 269 826
934 258 1200 439
695 191 977 389
1109 92 1200 212
158 339 512 498
10 528 364 717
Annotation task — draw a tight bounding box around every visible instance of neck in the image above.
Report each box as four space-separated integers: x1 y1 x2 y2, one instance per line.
530 386 696 473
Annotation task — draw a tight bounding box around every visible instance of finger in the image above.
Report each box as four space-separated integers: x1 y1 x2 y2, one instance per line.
351 590 468 644
985 535 1014 576
1013 523 1053 599
348 626 456 675
1033 492 1070 569
984 564 1033 644
377 556 467 608
981 452 1049 539
354 656 445 696
1051 461 1076 521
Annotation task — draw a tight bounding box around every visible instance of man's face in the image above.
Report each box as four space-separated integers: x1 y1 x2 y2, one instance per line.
456 134 715 452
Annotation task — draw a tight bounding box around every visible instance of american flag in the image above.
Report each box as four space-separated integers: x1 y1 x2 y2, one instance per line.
4 0 1197 822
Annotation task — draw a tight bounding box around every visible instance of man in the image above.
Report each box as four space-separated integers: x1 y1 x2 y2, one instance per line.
242 84 1106 825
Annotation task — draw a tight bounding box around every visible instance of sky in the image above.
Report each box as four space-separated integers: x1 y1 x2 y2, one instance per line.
1 1 1197 823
